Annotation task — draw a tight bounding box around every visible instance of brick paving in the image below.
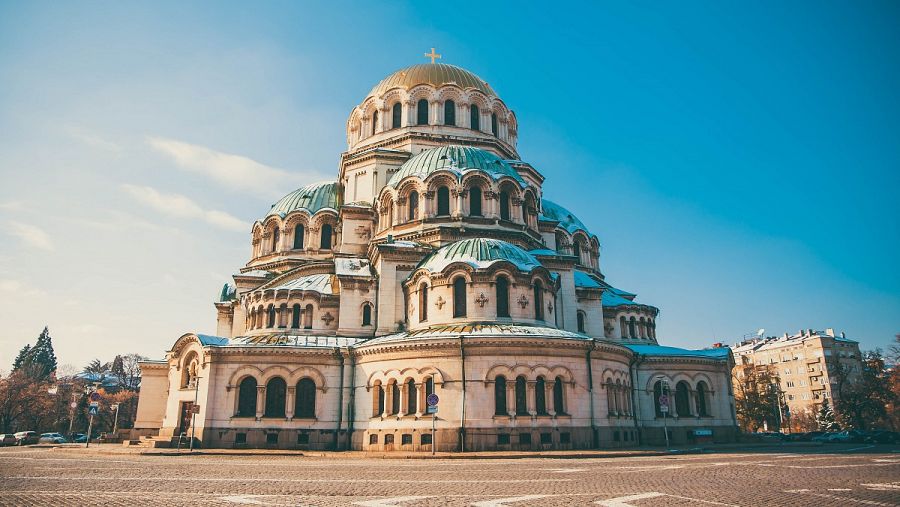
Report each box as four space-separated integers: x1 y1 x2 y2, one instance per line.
1 445 898 506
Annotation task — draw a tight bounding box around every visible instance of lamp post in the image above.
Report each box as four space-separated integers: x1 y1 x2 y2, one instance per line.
111 403 120 437
189 376 202 452
656 376 670 450
85 381 101 448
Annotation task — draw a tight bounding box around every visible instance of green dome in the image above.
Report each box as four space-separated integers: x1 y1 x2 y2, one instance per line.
266 181 338 219
387 145 526 188
415 238 542 274
540 198 593 237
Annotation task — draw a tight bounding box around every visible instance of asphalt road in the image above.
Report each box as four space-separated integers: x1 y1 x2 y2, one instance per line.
1 445 899 506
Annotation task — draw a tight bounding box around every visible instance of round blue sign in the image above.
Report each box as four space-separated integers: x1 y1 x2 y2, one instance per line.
426 393 439 407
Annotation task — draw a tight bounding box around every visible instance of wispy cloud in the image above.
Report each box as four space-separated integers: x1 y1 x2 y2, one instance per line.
66 126 122 154
147 137 322 198
121 184 247 232
5 221 53 250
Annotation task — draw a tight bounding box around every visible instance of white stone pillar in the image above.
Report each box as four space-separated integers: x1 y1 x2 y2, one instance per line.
255 385 266 420
285 386 295 420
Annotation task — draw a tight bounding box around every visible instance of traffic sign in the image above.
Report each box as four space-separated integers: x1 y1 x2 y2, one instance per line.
90 401 99 408
70 402 77 409
660 405 669 413
89 392 102 402
191 404 200 414
658 395 669 407
426 393 439 407
88 406 99 416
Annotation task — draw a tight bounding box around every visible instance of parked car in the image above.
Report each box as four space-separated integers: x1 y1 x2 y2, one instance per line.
864 430 899 444
71 433 87 443
811 432 836 442
14 431 39 445
0 434 17 446
38 432 68 444
801 431 825 442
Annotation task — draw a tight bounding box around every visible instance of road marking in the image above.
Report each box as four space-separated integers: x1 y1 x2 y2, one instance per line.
549 468 587 473
220 495 271 505
862 483 900 491
596 492 738 507
827 488 852 491
472 495 549 506
784 489 810 493
3 475 571 484
789 492 897 506
354 497 432 507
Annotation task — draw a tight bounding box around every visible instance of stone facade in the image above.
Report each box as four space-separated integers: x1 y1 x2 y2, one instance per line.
135 60 739 450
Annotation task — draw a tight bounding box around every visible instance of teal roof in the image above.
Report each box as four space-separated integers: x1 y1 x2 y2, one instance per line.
218 283 236 302
267 273 334 295
415 238 542 275
602 291 642 307
574 271 603 289
266 181 338 219
540 199 593 237
626 344 730 360
196 334 229 346
387 145 526 188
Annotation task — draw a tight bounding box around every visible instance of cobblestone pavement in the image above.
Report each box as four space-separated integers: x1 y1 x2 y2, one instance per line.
1 445 899 506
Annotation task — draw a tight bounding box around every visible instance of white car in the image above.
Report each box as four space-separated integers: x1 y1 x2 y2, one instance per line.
38 432 67 444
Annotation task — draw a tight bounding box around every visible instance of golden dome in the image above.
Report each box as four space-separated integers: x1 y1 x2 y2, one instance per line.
367 63 496 99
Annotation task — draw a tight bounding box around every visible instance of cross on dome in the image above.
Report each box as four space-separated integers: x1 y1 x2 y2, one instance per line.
424 47 441 64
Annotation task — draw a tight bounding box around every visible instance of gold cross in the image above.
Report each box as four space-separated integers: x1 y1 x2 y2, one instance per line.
424 47 441 64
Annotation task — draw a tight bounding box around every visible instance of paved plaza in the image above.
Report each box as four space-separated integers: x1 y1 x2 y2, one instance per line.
1 445 899 506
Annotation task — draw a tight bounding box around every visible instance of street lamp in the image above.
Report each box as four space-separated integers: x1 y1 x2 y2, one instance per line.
189 376 202 452
655 375 671 450
111 403 120 437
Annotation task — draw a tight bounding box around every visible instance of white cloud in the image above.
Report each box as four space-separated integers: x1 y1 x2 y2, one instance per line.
147 137 322 198
66 126 122 154
5 221 54 250
0 279 22 292
121 184 248 232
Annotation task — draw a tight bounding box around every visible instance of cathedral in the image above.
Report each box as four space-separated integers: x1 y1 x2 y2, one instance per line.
134 56 738 451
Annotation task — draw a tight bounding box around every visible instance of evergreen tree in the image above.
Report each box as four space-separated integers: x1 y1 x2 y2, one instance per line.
12 344 31 370
816 398 839 431
11 327 58 380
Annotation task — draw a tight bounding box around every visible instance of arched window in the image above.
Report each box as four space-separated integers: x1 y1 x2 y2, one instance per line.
408 191 419 221
453 277 467 318
577 311 586 333
470 104 480 130
619 316 627 339
515 376 528 416
496 276 510 318
498 192 511 221
535 376 547 415
291 304 301 328
606 380 615 416
436 186 450 216
391 102 402 129
390 381 401 415
373 382 384 416
444 100 455 126
629 317 637 339
573 241 581 261
406 379 417 415
469 186 482 216
304 303 313 329
494 375 507 415
362 304 372 326
293 224 304 250
271 227 280 253
653 380 666 418
264 377 286 418
419 283 428 322
295 378 316 418
554 376 566 415
696 381 709 417
371 111 378 135
425 376 434 397
675 381 691 417
236 376 257 417
614 379 622 414
320 224 333 250
533 280 544 320
491 112 498 135
180 352 198 388
417 98 429 125
639 317 646 339
256 306 263 329
267 304 276 328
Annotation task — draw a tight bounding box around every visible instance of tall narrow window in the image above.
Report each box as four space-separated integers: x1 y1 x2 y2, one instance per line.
391 381 401 415
499 191 510 220
533 281 544 320
535 376 547 415
554 376 566 415
236 377 257 417
419 283 428 322
606 380 615 416
653 381 665 417
515 376 528 416
573 241 581 261
469 186 482 216
496 276 510 318
392 102 402 129
453 277 467 318
577 311 586 333
676 381 691 416
494 375 507 415
629 317 637 339
470 104 480 130
267 304 276 328
272 227 280 252
291 304 301 328
696 382 709 417
320 224 332 250
362 304 372 326
436 186 450 216
491 112 498 135
264 377 286 418
425 376 434 397
417 98 429 125
444 100 456 126
293 224 304 249
371 111 378 135
408 191 419 221
374 383 385 416
406 379 417 415
295 378 316 418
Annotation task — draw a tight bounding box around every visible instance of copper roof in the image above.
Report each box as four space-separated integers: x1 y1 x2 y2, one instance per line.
367 63 496 99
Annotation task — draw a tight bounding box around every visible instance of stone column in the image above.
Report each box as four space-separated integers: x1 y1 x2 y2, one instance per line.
546 381 556 416
453 188 463 218
526 381 536 416
255 385 266 420
430 101 439 125
285 386 296 420
398 383 408 417
384 384 394 417
506 384 515 417
415 383 425 418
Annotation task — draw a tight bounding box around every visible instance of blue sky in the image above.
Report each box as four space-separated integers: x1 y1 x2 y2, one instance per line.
0 1 897 368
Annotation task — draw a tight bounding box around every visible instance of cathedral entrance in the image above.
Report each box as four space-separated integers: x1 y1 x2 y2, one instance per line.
177 401 192 437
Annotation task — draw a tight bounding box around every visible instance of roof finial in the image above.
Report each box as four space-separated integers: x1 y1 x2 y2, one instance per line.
424 47 441 64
